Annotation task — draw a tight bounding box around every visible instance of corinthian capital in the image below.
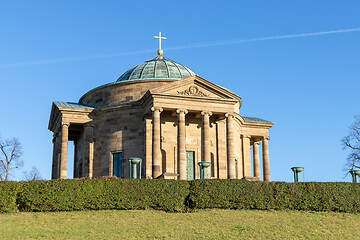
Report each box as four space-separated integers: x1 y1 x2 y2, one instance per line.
242 134 251 139
225 113 234 118
84 122 95 128
151 107 163 112
176 109 188 114
201 111 213 116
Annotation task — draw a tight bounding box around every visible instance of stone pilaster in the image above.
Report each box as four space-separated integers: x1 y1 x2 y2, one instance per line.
51 134 57 179
60 123 70 179
242 135 251 177
201 111 212 164
145 117 152 178
73 141 77 178
262 136 271 182
83 123 94 178
226 113 236 179
151 107 163 179
177 109 188 180
253 141 260 180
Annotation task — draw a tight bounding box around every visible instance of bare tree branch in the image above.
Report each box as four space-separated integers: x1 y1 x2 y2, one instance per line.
23 166 42 181
0 137 23 181
342 115 360 171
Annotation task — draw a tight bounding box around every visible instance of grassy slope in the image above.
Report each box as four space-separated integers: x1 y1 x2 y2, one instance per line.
1 209 359 240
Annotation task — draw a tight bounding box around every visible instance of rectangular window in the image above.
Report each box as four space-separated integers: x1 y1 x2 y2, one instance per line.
235 159 238 179
186 151 195 180
113 152 123 177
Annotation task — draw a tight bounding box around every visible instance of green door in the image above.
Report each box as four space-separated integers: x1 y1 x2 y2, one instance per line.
113 152 123 177
186 151 195 180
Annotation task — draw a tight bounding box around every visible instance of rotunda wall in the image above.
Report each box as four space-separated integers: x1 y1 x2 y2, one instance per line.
92 105 146 177
80 80 174 108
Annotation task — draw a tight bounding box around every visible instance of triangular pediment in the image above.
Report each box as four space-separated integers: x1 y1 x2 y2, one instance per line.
149 75 241 100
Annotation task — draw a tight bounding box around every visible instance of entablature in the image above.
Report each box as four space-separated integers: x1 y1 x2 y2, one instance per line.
48 101 94 132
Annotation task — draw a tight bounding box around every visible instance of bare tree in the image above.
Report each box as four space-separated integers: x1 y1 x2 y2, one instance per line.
342 115 360 170
0 137 23 181
23 166 43 181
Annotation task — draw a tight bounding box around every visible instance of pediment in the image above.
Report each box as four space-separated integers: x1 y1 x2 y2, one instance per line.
149 75 241 100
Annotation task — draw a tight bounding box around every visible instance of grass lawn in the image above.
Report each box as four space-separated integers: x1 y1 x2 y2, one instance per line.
0 209 359 239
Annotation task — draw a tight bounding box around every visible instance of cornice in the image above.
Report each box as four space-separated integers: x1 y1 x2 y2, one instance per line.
149 92 239 104
233 112 274 129
91 101 142 115
78 79 175 103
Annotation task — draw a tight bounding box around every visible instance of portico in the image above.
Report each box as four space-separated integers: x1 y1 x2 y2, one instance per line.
138 76 272 181
145 105 272 181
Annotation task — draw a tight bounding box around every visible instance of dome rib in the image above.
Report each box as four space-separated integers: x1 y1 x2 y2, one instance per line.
128 65 138 80
171 60 183 79
163 60 170 78
183 65 194 76
153 59 158 78
139 62 148 79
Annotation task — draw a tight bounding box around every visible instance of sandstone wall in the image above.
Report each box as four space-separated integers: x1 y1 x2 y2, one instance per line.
80 80 174 107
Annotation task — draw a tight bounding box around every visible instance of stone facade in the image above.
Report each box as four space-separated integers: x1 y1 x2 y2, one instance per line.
49 60 274 181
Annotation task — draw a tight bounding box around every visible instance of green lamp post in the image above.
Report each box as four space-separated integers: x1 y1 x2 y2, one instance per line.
349 170 360 183
128 157 142 179
291 167 304 182
198 161 211 179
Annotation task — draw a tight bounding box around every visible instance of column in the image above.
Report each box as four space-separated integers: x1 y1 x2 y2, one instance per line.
145 117 152 178
73 141 77 178
151 107 163 178
242 135 251 177
83 123 94 178
89 141 94 178
56 133 61 178
237 136 244 179
226 113 236 179
201 111 212 163
253 141 260 180
51 134 57 179
177 109 188 180
216 120 227 178
60 123 70 179
262 136 271 182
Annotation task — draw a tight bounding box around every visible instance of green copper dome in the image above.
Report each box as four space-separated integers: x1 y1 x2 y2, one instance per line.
116 56 197 83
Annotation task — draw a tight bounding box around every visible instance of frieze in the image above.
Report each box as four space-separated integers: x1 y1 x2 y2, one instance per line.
177 86 209 97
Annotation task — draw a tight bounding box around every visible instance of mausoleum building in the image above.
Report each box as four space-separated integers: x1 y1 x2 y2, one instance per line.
48 35 274 181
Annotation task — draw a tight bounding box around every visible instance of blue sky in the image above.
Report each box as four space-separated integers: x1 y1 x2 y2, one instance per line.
0 1 359 182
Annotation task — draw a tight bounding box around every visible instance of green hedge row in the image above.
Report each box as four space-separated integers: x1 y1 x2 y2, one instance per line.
0 181 22 213
188 180 360 212
17 179 189 212
1 179 360 213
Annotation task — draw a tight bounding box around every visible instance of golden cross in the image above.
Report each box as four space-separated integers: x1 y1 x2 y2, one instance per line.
154 32 166 50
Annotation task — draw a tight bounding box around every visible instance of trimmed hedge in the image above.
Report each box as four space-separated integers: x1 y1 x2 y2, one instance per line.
1 179 360 213
188 180 276 210
17 179 189 212
0 181 22 213
188 180 360 212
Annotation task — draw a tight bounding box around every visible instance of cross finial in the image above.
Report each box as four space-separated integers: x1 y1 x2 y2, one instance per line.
154 32 166 57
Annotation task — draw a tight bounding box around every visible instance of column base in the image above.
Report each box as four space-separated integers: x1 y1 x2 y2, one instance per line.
156 172 179 180
242 176 259 181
